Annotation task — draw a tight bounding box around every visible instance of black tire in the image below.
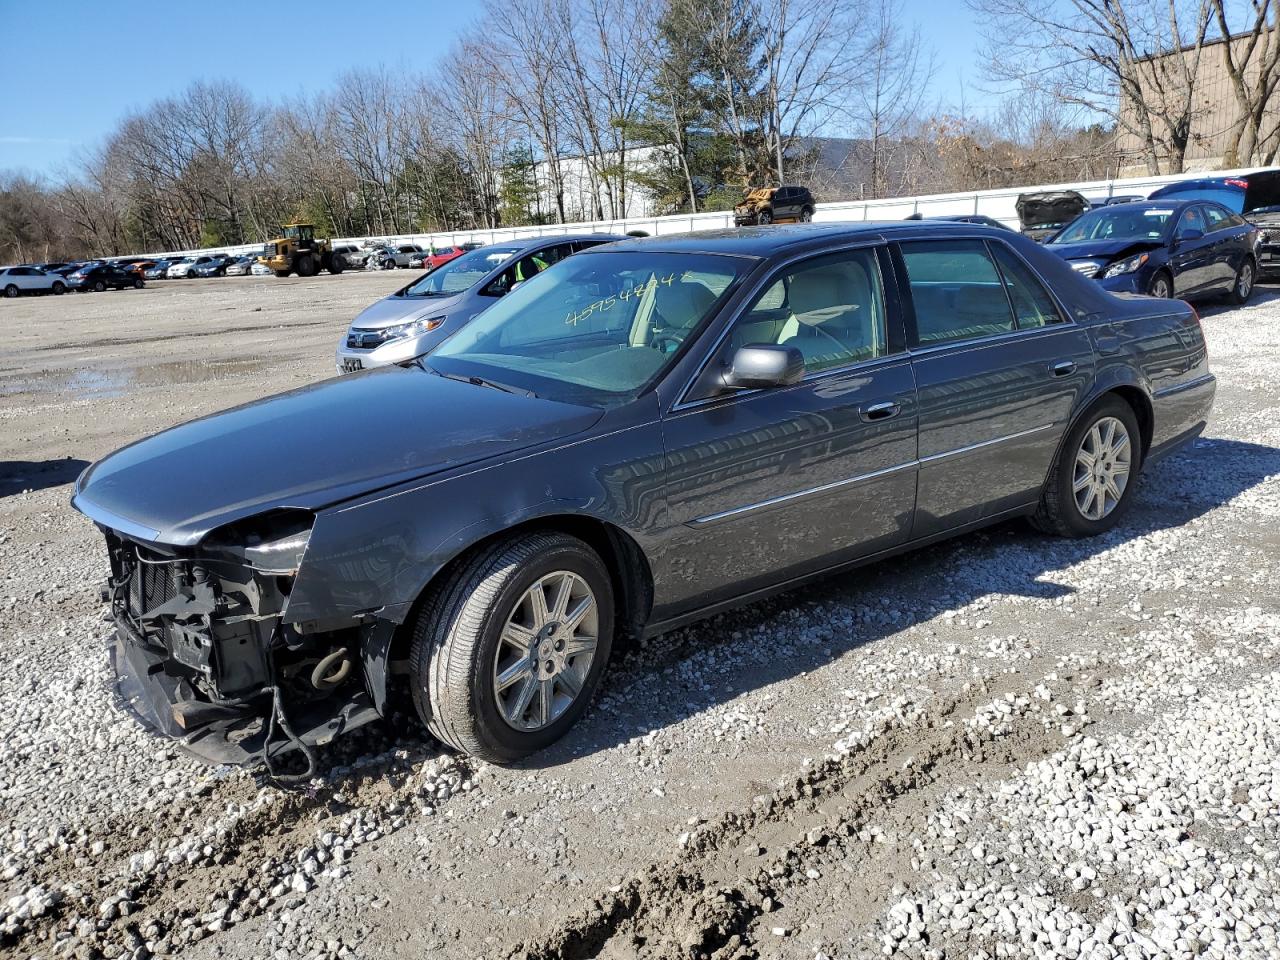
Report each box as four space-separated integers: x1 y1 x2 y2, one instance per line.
274 269 291 278
52 281 66 295
382 258 396 270
409 532 614 763
758 209 774 225
1033 395 1142 538
327 254 345 275
93 280 106 293
800 207 814 222
3 284 18 299
295 255 316 277
1228 258 1255 305
1148 270 1173 299
133 277 144 289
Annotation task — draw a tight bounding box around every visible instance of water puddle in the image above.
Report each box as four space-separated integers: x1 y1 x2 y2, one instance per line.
0 357 276 399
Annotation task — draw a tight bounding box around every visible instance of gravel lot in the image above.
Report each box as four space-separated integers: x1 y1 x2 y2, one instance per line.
1 272 1277 960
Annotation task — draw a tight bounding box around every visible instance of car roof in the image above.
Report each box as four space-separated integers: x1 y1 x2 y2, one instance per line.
580 221 1017 258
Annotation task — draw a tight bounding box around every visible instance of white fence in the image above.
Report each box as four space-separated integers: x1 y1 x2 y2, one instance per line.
129 165 1275 263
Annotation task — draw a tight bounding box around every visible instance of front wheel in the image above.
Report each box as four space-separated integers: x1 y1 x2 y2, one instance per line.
1033 397 1142 538
2 284 17 299
133 277 144 289
410 532 614 763
1228 258 1255 305
93 280 106 293
52 281 66 295
757 209 774 225
1148 271 1173 299
382 259 396 270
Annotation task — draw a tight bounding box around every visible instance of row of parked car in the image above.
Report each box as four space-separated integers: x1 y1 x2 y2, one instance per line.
0 240 491 300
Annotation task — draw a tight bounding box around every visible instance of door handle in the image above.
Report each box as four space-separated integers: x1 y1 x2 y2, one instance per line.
860 400 901 422
1050 360 1077 377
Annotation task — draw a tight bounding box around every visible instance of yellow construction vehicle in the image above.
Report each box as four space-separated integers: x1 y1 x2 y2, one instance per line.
258 223 345 277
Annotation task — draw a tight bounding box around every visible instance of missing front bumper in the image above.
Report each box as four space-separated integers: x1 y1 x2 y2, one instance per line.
109 623 380 767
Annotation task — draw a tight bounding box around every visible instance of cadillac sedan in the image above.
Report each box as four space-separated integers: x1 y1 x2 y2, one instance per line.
72 223 1215 772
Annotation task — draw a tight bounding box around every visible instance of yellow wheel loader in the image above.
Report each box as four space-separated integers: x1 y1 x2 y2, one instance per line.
258 224 345 278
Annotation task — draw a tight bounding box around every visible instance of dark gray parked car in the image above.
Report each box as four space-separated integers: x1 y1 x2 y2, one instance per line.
72 222 1215 771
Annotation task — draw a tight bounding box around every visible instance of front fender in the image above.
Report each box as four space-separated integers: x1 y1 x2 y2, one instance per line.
283 402 666 630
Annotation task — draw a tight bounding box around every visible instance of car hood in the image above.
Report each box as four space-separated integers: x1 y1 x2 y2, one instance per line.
72 365 602 546
350 292 467 330
1044 238 1164 262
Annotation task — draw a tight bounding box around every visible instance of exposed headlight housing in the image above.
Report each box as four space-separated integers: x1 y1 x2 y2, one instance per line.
203 510 314 575
379 315 446 343
1102 253 1150 278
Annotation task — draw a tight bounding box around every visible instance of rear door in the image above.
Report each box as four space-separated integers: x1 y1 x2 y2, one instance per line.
657 245 919 613
1201 203 1247 289
896 237 1094 539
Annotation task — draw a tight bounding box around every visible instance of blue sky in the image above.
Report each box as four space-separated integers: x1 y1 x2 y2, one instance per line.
0 0 989 178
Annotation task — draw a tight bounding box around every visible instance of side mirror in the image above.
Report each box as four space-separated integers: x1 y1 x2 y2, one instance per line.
1176 228 1204 244
722 344 805 390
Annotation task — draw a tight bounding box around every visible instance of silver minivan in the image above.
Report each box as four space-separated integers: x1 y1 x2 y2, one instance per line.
335 233 625 373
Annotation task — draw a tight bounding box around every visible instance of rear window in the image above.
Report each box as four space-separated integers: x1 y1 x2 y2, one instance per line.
900 240 1015 345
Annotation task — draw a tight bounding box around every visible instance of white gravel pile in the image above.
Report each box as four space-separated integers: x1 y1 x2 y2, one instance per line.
871 675 1280 958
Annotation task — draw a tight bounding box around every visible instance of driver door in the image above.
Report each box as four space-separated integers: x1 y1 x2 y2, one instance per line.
656 246 918 615
1169 205 1212 294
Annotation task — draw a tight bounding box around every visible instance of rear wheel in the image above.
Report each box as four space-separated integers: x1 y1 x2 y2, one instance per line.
3 284 17 299
93 280 106 293
327 254 345 275
1033 396 1141 538
1148 270 1173 299
409 532 614 763
383 258 396 270
1228 258 1255 305
52 281 65 295
133 277 144 289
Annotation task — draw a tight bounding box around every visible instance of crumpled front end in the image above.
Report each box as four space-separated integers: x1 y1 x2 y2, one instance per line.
97 512 381 772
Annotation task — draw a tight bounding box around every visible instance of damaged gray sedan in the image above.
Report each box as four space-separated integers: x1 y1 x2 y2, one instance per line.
72 223 1215 771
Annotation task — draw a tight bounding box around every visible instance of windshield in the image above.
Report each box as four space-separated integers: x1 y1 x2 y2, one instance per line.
429 251 748 407
402 245 521 297
1051 206 1175 245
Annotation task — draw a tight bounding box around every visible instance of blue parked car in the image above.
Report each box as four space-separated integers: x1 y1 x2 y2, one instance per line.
1043 199 1259 304
1148 171 1280 280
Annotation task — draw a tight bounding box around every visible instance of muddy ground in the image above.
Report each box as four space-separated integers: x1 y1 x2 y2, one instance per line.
0 272 1277 960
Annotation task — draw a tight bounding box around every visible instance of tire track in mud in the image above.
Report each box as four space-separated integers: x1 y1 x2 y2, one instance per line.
508 672 1117 960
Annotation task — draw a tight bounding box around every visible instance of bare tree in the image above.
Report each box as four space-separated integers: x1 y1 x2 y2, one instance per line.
968 0 1214 174
1210 0 1280 165
854 0 935 197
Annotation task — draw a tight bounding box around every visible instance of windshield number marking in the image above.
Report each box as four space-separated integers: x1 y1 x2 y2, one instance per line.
565 272 677 326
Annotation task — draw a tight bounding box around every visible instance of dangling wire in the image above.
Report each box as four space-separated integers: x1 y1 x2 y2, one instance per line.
262 625 317 784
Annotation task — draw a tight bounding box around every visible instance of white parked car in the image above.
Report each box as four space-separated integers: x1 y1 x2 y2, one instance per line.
1 265 68 298
369 244 425 270
223 256 257 276
332 244 370 269
250 261 273 276
167 255 223 278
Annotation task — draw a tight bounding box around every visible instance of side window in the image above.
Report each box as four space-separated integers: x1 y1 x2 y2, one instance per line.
1202 205 1237 232
1176 206 1207 237
720 248 888 376
900 239 1015 345
990 244 1063 329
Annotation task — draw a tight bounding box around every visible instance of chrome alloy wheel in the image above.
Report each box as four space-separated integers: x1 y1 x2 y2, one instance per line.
1238 262 1254 299
1073 416 1132 521
493 571 599 731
